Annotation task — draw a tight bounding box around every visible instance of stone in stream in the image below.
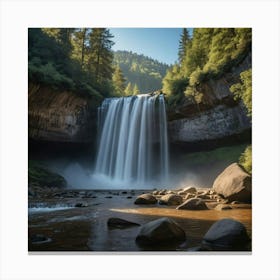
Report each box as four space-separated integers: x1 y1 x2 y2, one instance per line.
202 218 250 251
176 198 208 210
134 193 157 205
136 217 186 245
75 202 88 207
30 234 52 244
159 194 183 206
107 218 140 229
212 163 252 202
215 204 232 211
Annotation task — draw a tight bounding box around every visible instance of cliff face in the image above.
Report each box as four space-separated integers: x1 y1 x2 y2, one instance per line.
168 53 251 144
28 84 97 143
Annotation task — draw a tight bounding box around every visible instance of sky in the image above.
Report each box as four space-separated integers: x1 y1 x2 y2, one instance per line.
110 28 193 65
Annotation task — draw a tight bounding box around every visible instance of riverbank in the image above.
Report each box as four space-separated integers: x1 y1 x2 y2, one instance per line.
28 188 251 252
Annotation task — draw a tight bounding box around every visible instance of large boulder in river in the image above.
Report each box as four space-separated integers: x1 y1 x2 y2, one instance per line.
176 198 208 210
159 194 183 206
136 217 185 245
134 193 157 205
202 218 250 250
212 163 251 202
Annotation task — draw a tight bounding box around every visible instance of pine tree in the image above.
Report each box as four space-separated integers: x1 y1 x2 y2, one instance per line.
88 28 114 83
124 82 133 96
71 28 89 69
178 28 190 64
132 84 140 95
112 66 126 96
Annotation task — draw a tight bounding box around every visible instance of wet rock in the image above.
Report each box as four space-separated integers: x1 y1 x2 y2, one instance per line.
75 202 88 207
121 191 128 194
152 190 159 195
134 194 157 205
202 218 250 250
159 189 167 195
105 196 112 199
215 204 232 211
136 217 185 245
107 218 140 229
176 198 208 210
213 163 252 202
30 234 52 244
180 186 197 195
159 194 183 206
127 196 132 199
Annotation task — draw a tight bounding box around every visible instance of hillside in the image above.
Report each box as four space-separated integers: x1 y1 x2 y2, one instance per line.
113 50 169 93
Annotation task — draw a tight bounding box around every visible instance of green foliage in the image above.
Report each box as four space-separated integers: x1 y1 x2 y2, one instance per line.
239 145 252 174
162 28 252 107
132 84 140 95
114 50 169 93
182 144 248 166
29 28 115 99
124 82 133 96
112 66 126 96
178 28 191 64
230 69 252 117
28 161 67 188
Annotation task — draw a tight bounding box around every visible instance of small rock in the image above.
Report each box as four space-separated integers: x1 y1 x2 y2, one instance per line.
134 193 157 205
126 196 132 199
136 217 185 245
159 189 167 195
215 204 232 211
202 218 250 250
231 201 241 204
196 194 210 199
159 194 183 206
107 218 140 229
152 190 159 195
176 198 208 210
30 234 52 244
183 186 197 194
105 196 112 199
166 190 175 194
121 191 128 194
75 202 88 207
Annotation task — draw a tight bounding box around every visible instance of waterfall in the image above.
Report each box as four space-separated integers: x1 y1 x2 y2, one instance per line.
94 94 169 187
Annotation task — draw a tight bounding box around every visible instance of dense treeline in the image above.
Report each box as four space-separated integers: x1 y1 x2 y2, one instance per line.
28 28 115 100
113 50 169 94
162 28 252 108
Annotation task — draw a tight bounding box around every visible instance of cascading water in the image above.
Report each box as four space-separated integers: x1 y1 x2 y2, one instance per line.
94 94 169 188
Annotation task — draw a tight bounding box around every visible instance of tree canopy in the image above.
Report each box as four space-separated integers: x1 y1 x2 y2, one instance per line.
162 28 252 107
28 28 115 100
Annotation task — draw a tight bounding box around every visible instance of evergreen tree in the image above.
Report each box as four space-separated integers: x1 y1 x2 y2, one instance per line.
71 28 89 69
178 28 190 64
88 28 114 83
124 82 133 96
133 84 140 95
112 66 126 96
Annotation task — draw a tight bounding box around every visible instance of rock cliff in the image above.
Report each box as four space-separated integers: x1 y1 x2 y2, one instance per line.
168 53 251 144
28 84 97 143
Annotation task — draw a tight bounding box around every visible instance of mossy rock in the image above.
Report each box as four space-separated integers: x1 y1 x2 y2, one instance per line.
28 161 67 188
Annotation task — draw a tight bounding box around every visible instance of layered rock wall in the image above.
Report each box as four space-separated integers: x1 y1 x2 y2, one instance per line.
28 84 97 143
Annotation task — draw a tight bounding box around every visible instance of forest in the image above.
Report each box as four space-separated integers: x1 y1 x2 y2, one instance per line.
28 28 168 100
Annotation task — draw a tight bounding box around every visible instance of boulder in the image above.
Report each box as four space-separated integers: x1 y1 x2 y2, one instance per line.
176 198 208 210
134 193 157 205
159 194 183 206
202 218 250 250
107 218 140 229
136 217 185 245
212 163 251 202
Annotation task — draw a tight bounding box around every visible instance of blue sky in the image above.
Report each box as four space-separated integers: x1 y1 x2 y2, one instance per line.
110 28 193 65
